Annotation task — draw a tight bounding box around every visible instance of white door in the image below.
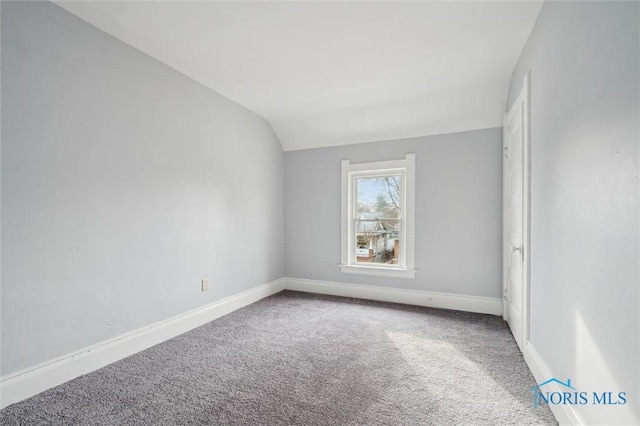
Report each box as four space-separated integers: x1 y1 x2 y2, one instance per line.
503 76 529 352
504 105 524 350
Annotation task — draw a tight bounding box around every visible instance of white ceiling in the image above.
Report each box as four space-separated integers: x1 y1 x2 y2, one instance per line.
55 1 543 151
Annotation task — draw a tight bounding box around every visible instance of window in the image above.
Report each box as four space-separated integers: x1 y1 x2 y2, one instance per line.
340 154 416 278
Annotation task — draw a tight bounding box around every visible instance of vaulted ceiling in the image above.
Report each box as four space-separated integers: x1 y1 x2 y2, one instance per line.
55 1 543 151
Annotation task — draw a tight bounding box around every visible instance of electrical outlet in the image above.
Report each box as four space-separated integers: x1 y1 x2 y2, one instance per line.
201 279 209 292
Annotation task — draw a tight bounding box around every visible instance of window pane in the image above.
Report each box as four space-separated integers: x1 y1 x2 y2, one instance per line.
355 176 401 218
355 219 400 265
354 176 401 265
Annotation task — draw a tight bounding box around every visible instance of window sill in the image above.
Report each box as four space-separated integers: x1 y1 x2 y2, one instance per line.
339 264 417 279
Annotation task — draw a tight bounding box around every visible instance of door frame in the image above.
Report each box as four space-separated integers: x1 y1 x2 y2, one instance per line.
502 72 531 349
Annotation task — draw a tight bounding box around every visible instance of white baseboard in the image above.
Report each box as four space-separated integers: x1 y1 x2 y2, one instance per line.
284 277 503 316
523 341 585 425
0 278 285 409
1 277 503 409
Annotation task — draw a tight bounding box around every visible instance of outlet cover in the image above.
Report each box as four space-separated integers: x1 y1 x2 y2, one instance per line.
201 279 209 292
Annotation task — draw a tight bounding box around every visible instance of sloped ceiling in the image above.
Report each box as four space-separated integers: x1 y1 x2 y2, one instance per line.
55 1 542 151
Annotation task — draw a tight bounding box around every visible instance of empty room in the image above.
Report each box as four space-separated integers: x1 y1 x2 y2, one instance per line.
1 1 638 425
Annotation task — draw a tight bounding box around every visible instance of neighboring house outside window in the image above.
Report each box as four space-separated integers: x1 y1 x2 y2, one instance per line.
340 154 416 278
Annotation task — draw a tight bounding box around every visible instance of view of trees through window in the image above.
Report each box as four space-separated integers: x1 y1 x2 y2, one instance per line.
355 175 401 265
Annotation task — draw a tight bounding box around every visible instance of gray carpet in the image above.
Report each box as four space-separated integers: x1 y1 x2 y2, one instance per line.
1 291 556 425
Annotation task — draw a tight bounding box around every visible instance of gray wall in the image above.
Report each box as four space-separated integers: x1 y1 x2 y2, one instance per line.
507 1 639 424
1 1 284 376
285 128 503 298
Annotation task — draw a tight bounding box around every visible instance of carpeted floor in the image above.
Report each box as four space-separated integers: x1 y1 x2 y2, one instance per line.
1 291 557 425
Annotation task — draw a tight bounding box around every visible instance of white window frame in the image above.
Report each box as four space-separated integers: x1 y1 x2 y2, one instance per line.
339 154 416 279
